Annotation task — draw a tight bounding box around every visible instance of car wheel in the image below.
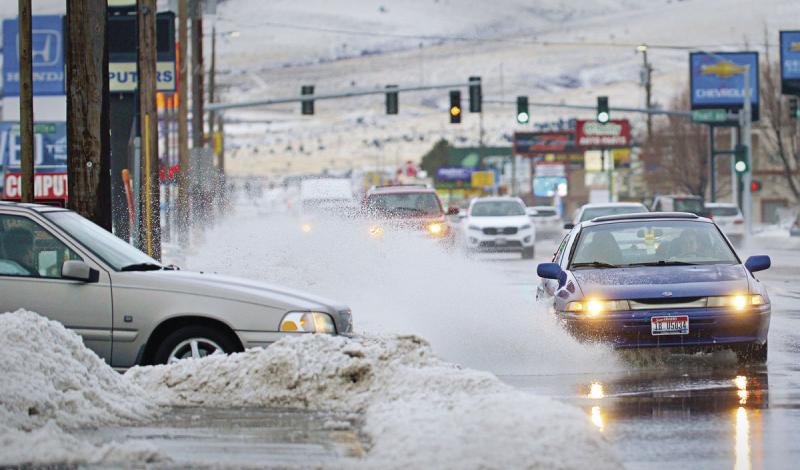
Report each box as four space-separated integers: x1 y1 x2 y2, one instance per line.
153 325 241 365
522 247 535 259
734 341 768 364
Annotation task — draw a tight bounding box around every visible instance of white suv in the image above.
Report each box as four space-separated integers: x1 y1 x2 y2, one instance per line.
461 197 536 259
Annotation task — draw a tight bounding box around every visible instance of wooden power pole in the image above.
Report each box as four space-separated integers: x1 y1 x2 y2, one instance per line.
18 0 34 203
138 0 161 259
66 0 111 230
177 0 190 242
191 2 204 149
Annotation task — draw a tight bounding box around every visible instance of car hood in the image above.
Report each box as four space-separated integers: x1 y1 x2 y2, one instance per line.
572 264 750 299
467 215 529 228
115 270 349 313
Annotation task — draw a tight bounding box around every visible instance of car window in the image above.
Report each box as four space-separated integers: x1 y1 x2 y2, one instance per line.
708 206 740 217
533 209 557 217
554 233 570 263
0 214 83 278
471 201 525 217
569 220 737 268
580 206 646 222
367 192 442 216
674 199 704 214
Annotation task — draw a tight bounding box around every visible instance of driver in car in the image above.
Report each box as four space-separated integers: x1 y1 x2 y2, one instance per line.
2 228 38 275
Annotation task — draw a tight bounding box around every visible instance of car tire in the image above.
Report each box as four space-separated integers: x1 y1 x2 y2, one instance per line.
153 325 242 365
522 247 535 259
734 341 768 364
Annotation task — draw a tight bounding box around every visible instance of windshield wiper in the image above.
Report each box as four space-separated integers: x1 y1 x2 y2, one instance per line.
570 261 618 269
120 262 164 272
624 260 699 267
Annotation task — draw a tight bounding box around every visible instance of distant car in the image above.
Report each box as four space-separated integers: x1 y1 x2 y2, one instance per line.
536 212 771 363
363 185 456 244
567 202 648 229
791 216 800 237
528 205 562 238
462 197 535 259
706 202 744 245
652 194 707 216
0 202 353 368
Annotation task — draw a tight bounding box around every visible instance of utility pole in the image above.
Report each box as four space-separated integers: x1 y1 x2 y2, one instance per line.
638 44 653 139
177 0 190 243
191 1 204 149
66 0 111 229
208 24 216 140
18 0 34 203
138 0 161 259
741 65 753 236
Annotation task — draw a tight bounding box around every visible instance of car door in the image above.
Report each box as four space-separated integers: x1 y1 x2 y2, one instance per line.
0 211 114 362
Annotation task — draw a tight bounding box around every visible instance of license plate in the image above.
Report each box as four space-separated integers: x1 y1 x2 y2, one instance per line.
650 315 689 335
495 238 507 245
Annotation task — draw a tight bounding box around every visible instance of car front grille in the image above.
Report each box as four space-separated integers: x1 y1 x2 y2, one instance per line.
482 227 518 235
628 297 708 310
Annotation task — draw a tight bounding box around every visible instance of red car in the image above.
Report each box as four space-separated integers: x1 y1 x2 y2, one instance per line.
363 185 456 245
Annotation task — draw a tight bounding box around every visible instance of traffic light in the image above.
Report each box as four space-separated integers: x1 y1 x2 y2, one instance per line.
734 144 749 173
516 96 529 124
468 76 482 112
750 180 762 192
449 90 462 124
790 97 799 120
301 85 314 115
597 96 609 123
385 85 398 115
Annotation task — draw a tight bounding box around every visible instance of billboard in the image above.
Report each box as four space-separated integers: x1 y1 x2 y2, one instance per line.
2 15 65 96
0 122 67 172
690 52 759 121
780 31 800 95
513 131 577 156
107 12 176 93
575 120 631 148
436 167 472 182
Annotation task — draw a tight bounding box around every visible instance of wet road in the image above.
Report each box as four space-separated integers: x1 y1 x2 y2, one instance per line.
496 234 800 469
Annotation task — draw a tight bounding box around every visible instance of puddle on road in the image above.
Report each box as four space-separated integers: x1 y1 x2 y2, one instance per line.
79 407 365 468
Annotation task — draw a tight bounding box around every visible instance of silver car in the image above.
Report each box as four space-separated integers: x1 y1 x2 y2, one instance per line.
0 202 353 368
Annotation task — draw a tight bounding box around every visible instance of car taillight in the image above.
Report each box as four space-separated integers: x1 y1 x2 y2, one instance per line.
734 219 744 225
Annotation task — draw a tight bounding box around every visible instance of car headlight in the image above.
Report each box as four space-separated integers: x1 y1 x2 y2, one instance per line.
280 312 336 334
566 299 631 317
427 222 447 237
301 223 312 233
468 225 481 231
521 224 532 230
707 294 765 311
369 225 385 238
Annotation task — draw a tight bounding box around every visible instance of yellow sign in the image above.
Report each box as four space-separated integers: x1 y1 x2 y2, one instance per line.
471 171 495 188
109 62 176 93
611 148 631 164
701 61 746 78
214 131 223 155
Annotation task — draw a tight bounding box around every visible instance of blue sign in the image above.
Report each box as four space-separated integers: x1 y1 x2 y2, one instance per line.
690 52 759 121
780 31 800 95
2 15 65 96
0 122 67 172
436 167 472 182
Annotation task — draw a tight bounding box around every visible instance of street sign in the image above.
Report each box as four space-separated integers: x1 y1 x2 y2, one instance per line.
691 109 728 122
690 51 759 121
575 120 631 148
780 31 800 95
471 171 495 188
2 15 65 96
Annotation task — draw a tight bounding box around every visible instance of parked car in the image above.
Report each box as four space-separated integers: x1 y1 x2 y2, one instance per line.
363 184 456 244
652 194 707 216
462 197 535 259
527 205 562 238
0 202 353 368
705 202 745 246
537 212 771 363
566 202 649 229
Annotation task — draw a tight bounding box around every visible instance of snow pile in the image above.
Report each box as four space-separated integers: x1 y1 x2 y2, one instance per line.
128 334 620 469
0 310 166 466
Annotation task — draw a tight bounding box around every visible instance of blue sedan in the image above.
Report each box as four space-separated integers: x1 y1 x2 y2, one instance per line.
537 212 771 363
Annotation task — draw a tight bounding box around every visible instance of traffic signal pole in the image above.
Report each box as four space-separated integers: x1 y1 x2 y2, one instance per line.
742 65 753 236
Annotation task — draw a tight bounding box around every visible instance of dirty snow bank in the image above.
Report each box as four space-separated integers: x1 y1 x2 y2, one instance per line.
128 334 621 469
0 310 166 466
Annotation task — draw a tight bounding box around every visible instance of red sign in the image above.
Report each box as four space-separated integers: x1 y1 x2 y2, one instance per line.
575 120 631 148
513 131 577 155
3 173 68 200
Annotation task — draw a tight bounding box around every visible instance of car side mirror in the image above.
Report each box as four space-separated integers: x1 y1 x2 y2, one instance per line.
446 207 460 216
744 255 771 273
537 262 562 280
563 223 574 230
61 260 99 283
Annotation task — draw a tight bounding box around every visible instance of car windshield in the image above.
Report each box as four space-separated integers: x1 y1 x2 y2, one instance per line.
674 198 705 214
532 208 557 217
367 192 442 216
580 205 645 222
44 211 162 271
471 201 525 217
708 206 739 217
569 220 737 269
